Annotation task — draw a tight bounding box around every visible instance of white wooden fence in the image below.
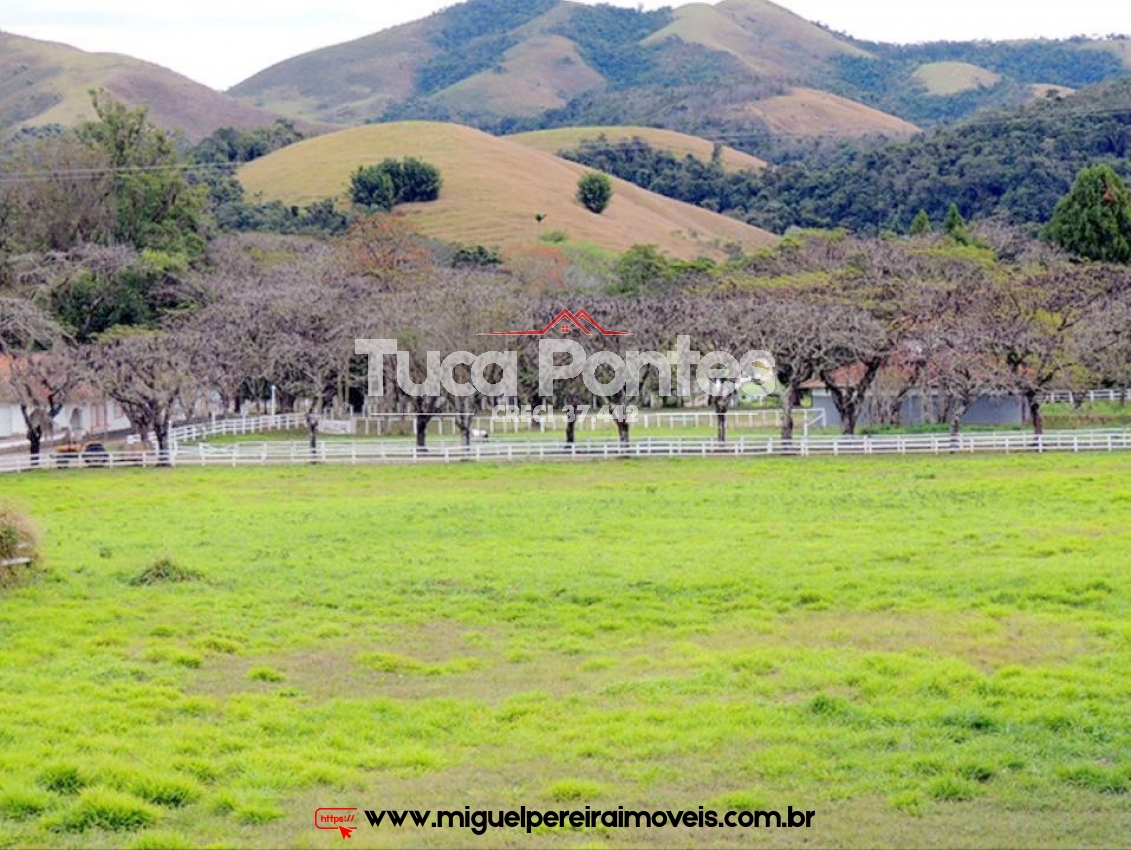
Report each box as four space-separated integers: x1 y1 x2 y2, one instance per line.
135 408 828 446
125 414 357 447
6 429 1131 475
1041 389 1129 404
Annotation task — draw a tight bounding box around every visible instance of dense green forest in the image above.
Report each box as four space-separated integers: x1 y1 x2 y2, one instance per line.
815 39 1128 126
556 79 1131 235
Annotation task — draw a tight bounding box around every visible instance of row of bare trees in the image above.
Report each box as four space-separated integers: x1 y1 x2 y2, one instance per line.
4 231 1131 457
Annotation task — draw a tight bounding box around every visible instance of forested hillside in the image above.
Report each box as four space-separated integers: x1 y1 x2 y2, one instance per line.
231 0 1130 141
552 78 1131 235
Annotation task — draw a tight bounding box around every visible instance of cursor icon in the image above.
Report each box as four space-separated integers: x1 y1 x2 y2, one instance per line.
339 826 355 839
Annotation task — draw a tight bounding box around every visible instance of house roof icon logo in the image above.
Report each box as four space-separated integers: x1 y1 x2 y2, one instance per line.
481 309 631 337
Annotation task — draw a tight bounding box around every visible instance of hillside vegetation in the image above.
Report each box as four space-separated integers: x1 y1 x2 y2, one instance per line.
640 0 871 76
509 126 768 171
229 0 1130 142
229 0 913 139
737 77 1131 234
0 33 292 141
238 122 776 258
913 62 1002 96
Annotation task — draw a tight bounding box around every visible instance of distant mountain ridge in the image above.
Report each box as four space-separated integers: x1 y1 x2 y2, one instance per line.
230 0 1131 143
0 32 304 142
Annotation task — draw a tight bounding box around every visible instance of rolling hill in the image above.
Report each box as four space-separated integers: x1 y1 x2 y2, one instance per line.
912 62 1002 96
641 0 871 77
0 32 295 141
230 0 1130 144
725 86 920 137
508 126 769 171
230 0 914 139
238 122 777 258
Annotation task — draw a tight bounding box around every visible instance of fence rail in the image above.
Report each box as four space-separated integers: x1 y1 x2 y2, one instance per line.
137 408 829 446
1042 389 1130 404
7 429 1131 475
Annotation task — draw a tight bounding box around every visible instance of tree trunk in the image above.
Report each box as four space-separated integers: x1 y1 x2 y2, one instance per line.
616 419 630 446
154 420 171 466
948 401 970 450
415 415 429 450
27 427 42 459
827 386 859 435
565 418 576 445
714 396 729 444
1027 392 1045 437
780 386 795 443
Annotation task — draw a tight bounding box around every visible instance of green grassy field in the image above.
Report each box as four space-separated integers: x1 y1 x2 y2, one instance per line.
2 456 1130 848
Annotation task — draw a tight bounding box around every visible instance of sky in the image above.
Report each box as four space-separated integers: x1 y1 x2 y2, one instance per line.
2 0 1130 91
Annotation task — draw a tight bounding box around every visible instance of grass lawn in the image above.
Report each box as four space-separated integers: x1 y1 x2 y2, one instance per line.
1 456 1130 848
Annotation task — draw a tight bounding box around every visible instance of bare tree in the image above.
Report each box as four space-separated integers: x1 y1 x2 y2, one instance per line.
0 298 79 458
573 296 665 447
986 266 1120 435
1077 288 1131 400
749 293 825 443
808 275 914 436
85 329 200 459
363 271 527 450
914 281 1012 438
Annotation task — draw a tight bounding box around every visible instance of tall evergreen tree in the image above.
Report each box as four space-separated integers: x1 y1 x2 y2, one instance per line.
943 203 969 244
1044 164 1131 264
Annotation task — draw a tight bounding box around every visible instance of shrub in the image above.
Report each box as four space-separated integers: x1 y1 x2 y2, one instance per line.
0 504 40 587
350 158 442 210
130 556 203 586
453 245 502 267
577 172 613 214
350 166 395 211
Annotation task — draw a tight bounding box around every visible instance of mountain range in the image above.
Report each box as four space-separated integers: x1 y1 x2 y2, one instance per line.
3 0 1130 145
0 31 292 141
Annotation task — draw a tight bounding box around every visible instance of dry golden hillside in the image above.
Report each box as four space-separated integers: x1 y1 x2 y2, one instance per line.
0 32 293 141
430 36 606 117
913 62 1002 96
239 122 777 259
509 126 768 171
643 0 870 77
738 88 920 138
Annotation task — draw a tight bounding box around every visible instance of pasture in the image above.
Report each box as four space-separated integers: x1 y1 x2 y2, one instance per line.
1 456 1130 848
238 122 776 260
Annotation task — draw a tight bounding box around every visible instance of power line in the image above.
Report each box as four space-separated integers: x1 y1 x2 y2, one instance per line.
0 161 237 186
1 97 1128 190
